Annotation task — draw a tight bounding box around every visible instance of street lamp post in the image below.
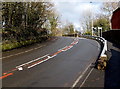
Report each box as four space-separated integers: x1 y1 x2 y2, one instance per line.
90 2 93 36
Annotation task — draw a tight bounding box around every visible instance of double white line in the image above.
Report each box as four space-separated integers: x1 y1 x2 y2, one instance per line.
16 54 49 70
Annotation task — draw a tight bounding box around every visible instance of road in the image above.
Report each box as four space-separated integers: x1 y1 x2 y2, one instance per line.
2 37 101 87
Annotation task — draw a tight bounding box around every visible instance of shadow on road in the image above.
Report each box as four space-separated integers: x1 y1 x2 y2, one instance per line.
104 46 120 89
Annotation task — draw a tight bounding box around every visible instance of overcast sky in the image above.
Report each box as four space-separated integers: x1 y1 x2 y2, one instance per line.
53 1 103 31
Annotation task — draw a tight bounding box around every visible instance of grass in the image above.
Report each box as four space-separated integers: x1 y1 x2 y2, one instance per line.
2 40 34 51
2 36 48 51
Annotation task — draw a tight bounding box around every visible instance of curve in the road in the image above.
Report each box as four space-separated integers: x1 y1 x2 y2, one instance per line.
1 38 79 80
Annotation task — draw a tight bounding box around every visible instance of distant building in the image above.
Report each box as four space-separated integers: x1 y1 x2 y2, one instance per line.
111 6 120 29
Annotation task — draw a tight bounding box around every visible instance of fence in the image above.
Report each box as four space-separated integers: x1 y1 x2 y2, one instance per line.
102 30 120 45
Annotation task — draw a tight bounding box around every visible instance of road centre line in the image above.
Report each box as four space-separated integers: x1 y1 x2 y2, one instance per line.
1 45 45 59
27 53 60 69
2 55 49 76
3 68 17 75
51 50 63 56
2 38 78 60
67 46 73 50
3 53 58 76
62 45 73 52
58 46 68 51
25 56 53 68
27 56 51 69
23 39 79 69
1 38 79 79
16 54 49 69
27 55 57 69
0 73 13 80
62 46 70 51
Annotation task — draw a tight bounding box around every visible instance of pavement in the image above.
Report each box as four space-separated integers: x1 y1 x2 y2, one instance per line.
1 37 101 88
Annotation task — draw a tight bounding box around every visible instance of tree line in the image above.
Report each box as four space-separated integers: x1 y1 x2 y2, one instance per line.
2 2 62 51
2 2 54 42
81 2 118 35
2 2 77 51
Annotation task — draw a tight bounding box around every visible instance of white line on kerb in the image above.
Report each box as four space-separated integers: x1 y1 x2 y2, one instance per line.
1 45 45 59
70 63 92 89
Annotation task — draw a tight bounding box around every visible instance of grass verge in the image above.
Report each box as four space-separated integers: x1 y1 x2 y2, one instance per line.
2 36 48 52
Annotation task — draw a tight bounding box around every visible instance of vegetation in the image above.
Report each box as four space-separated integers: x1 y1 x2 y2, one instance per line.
48 12 60 36
83 30 92 35
62 23 75 35
101 2 118 19
2 2 59 51
82 2 118 35
93 18 110 32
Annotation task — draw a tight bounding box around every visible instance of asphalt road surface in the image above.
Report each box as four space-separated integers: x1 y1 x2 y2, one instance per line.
2 37 101 87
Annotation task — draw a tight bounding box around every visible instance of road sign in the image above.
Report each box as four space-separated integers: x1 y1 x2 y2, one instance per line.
98 27 102 30
98 27 102 37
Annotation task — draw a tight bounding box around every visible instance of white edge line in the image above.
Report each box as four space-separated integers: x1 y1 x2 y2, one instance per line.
71 63 92 89
16 54 49 68
80 68 94 87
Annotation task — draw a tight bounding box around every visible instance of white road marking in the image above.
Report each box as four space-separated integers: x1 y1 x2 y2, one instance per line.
27 54 58 69
71 41 75 45
18 67 23 71
27 56 51 69
66 46 73 50
62 47 69 51
71 63 91 89
58 46 68 51
27 39 79 69
1 45 45 59
74 41 78 44
80 68 94 87
16 54 49 69
5 38 80 71
50 55 57 58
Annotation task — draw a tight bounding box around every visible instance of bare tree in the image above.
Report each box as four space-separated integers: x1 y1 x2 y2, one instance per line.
80 10 92 32
101 2 118 19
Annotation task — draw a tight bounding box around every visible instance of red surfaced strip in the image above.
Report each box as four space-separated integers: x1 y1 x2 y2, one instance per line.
51 50 62 56
0 73 13 79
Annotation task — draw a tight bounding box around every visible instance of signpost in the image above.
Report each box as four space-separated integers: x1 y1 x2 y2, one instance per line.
98 27 102 37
